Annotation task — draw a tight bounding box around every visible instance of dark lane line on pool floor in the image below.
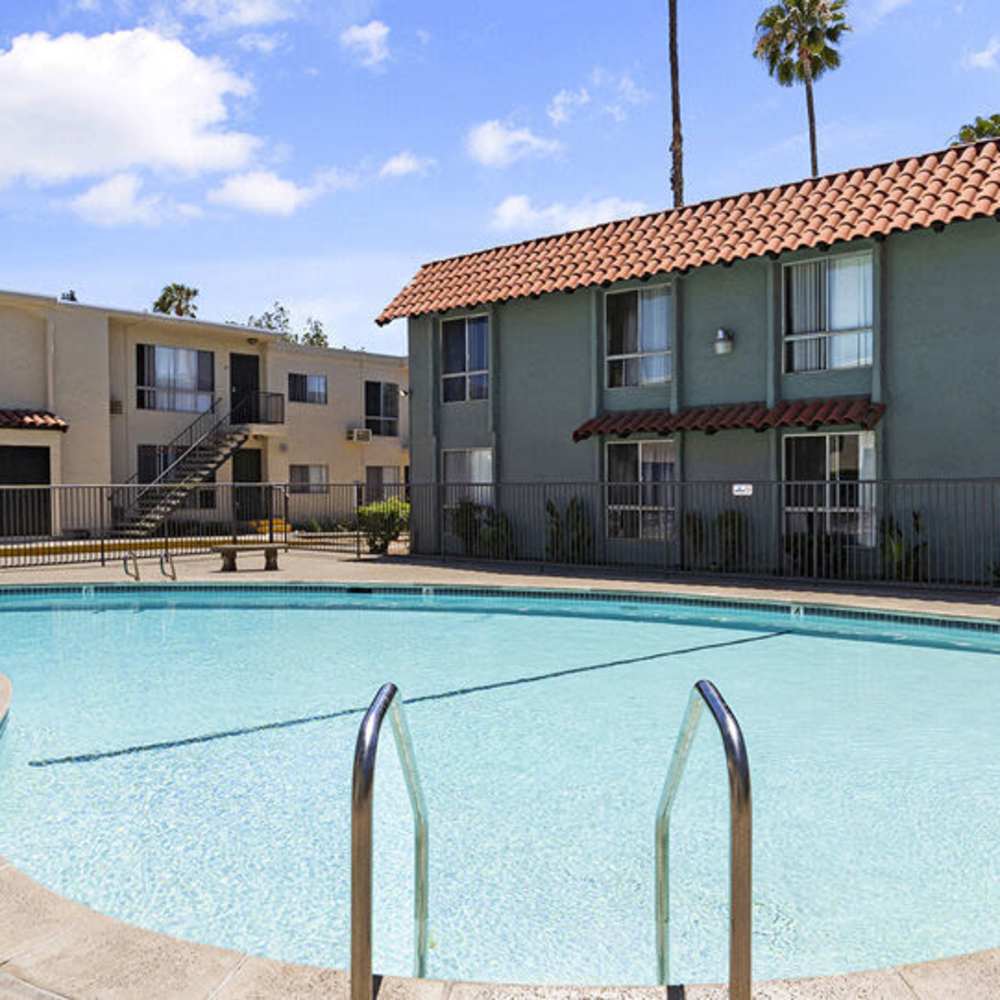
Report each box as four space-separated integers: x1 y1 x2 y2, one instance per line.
28 630 789 767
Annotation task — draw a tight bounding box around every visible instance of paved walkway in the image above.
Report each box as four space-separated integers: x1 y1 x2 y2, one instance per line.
2 550 999 621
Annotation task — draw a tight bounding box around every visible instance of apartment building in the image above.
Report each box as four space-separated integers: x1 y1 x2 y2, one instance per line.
379 140 1000 570
0 289 408 534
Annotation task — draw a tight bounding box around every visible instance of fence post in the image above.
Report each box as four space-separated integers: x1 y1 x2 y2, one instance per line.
99 488 106 567
283 486 290 551
267 487 274 544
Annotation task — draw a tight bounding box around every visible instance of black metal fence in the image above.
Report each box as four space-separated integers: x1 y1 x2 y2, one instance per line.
2 479 1000 590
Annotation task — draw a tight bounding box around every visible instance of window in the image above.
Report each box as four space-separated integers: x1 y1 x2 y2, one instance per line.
365 381 400 436
442 316 489 402
783 432 876 545
606 287 672 388
288 373 328 405
136 345 214 412
606 440 676 539
289 464 329 494
443 448 493 504
366 465 402 501
784 254 873 373
136 445 215 508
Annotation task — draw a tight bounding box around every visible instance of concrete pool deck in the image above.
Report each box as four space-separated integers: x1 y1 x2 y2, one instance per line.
0 554 998 998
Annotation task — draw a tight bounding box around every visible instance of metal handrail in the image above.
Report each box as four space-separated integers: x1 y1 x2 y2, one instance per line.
122 551 140 581
351 683 429 1000
655 679 751 998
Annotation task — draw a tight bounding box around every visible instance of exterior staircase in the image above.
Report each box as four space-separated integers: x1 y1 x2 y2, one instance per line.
112 392 283 538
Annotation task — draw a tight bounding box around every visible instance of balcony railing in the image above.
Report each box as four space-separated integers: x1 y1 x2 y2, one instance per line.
232 391 285 425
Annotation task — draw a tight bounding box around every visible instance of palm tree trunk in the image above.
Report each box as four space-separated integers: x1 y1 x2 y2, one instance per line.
804 71 818 177
668 0 684 207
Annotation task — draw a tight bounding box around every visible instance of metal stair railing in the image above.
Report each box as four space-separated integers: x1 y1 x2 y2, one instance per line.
351 683 429 1000
655 679 751 999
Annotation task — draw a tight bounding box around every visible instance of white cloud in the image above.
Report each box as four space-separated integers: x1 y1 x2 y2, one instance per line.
854 0 912 26
593 70 652 122
339 20 390 69
237 31 283 54
206 167 355 216
964 36 1000 70
69 173 163 226
180 0 301 31
466 120 562 168
0 29 258 188
491 194 646 234
378 151 435 178
547 87 590 127
416 28 431 45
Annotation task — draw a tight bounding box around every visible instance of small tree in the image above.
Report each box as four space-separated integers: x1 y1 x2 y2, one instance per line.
153 283 199 317
247 301 293 341
300 317 329 347
953 114 1000 144
60 289 78 302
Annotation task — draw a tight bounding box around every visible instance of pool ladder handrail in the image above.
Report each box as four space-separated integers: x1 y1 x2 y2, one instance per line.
351 683 429 1000
656 679 752 999
122 551 140 581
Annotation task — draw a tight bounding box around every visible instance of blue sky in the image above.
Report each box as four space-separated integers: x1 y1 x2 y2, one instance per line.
1 0 998 353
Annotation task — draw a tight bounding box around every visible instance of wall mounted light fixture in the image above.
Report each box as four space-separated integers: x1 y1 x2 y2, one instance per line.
713 328 734 356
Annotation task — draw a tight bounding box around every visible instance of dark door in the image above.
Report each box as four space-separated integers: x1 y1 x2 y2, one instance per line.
0 446 52 537
230 353 260 421
232 448 264 522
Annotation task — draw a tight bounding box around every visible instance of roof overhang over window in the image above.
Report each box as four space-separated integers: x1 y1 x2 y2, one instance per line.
572 397 885 442
0 409 70 432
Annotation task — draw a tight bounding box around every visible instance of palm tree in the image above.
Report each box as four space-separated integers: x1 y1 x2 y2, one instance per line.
953 114 1000 144
153 283 199 318
668 0 684 207
753 0 850 178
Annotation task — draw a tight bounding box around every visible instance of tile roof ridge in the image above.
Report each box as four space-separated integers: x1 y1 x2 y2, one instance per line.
417 139 999 270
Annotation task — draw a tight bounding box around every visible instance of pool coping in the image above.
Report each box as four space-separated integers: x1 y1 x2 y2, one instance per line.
3 579 1000 638
0 583 998 997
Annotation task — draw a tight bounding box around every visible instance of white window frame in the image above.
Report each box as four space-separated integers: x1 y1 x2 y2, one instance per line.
364 380 400 437
605 284 673 389
782 431 877 546
441 314 489 403
136 344 214 413
288 372 328 405
441 447 494 506
782 251 874 374
604 439 677 541
288 464 329 494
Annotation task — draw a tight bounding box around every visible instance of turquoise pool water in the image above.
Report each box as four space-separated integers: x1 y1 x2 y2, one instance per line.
0 585 997 985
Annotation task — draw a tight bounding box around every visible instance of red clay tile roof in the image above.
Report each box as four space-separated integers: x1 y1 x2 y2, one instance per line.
378 140 1000 325
572 397 885 442
0 409 69 432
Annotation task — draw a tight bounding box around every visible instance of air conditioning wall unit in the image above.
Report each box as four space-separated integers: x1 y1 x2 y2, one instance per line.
347 427 373 443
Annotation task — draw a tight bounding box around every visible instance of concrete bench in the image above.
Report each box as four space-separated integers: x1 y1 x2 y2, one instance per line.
212 544 281 572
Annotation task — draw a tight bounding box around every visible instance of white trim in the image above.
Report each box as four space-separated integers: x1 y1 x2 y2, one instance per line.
781 252 874 374
605 285 673 389
441 313 490 403
604 438 677 541
781 430 877 545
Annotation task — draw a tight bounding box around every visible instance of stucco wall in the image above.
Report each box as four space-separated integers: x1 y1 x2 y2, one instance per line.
52 309 112 484
408 221 1000 493
0 307 47 410
883 219 1000 478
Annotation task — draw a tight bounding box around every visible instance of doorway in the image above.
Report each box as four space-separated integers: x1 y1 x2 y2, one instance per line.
0 445 52 536
230 353 260 421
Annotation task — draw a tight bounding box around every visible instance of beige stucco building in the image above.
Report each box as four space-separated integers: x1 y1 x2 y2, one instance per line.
0 289 408 497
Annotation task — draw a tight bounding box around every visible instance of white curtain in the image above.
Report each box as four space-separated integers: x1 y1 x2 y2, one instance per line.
828 256 872 331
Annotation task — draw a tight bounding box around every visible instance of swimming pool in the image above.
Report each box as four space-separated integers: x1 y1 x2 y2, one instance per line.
0 584 997 986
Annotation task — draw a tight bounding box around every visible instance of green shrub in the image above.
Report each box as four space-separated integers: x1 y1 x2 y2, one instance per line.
358 498 410 554
450 500 517 559
545 496 594 564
